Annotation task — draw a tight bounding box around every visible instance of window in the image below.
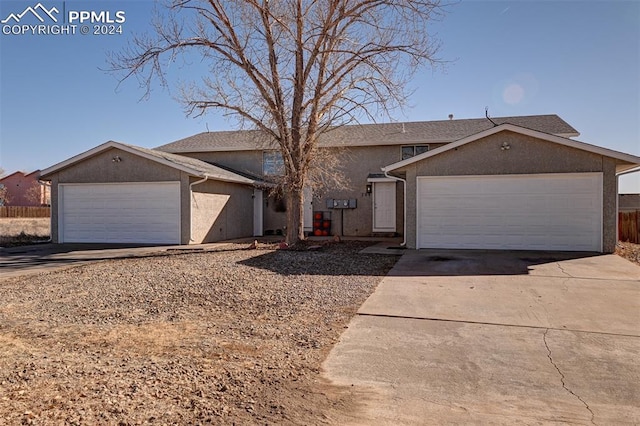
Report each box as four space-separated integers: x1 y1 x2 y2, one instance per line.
401 145 429 160
263 151 284 176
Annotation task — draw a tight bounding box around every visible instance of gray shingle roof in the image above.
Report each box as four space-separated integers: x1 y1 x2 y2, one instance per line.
119 143 261 184
156 114 579 153
40 141 265 185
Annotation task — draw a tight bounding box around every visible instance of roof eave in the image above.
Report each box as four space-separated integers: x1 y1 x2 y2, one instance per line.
617 165 640 176
40 141 258 185
40 141 207 179
382 124 640 172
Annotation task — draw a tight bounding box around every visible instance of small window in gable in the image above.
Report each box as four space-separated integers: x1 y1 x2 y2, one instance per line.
401 145 429 160
263 151 284 176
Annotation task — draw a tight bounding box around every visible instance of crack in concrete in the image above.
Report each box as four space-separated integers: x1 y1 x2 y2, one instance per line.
555 262 573 293
556 262 573 278
543 329 597 425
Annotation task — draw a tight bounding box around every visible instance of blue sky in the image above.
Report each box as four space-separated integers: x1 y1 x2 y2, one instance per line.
1 0 639 192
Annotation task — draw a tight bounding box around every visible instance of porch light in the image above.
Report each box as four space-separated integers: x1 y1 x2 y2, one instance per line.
366 183 372 194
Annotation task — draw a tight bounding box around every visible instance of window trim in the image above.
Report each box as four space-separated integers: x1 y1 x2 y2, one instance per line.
262 151 285 176
401 144 430 161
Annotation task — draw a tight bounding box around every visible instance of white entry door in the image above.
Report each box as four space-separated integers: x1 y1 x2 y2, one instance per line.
303 186 313 232
416 173 602 251
253 189 263 236
373 181 396 232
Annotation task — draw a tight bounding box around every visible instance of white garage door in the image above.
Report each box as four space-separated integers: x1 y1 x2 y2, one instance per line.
60 182 181 244
417 173 602 251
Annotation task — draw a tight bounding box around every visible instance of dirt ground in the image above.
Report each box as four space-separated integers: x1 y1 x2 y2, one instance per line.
0 241 397 425
616 241 640 266
0 218 50 246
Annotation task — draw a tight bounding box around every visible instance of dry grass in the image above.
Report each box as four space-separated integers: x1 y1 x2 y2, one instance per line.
0 218 50 246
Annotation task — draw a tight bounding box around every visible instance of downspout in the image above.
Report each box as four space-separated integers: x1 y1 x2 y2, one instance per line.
189 175 210 242
37 179 52 242
383 170 407 247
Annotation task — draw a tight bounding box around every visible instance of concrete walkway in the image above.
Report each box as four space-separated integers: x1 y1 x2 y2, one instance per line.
323 250 640 425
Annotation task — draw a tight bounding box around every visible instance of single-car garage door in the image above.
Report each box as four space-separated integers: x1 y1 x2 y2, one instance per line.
417 173 602 251
59 182 181 244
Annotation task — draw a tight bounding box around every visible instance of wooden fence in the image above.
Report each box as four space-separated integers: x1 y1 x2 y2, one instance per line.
619 211 639 244
0 206 51 218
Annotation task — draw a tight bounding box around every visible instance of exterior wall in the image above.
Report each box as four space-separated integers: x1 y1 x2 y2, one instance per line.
48 148 187 243
395 131 617 252
190 178 254 243
55 148 182 183
0 171 48 206
602 158 617 253
184 144 428 238
263 194 287 236
317 145 411 237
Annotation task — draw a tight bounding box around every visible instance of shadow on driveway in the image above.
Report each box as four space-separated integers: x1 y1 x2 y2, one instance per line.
323 249 640 424
392 249 602 276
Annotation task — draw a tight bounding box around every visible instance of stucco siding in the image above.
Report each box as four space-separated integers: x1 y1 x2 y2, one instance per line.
412 132 604 176
404 167 418 249
312 145 407 236
602 157 617 253
396 132 617 252
56 148 182 183
179 174 192 244
198 144 411 237
190 179 254 243
49 176 60 243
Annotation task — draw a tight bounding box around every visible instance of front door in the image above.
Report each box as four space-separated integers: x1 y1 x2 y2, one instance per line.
373 181 396 232
303 186 313 232
253 189 263 236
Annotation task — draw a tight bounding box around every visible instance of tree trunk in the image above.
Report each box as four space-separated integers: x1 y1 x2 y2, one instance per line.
285 186 305 245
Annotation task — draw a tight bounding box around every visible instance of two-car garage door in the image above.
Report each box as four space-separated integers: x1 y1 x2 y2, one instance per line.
59 182 181 244
416 173 602 251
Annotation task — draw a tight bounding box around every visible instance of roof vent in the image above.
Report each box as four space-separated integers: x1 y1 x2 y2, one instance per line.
448 114 453 120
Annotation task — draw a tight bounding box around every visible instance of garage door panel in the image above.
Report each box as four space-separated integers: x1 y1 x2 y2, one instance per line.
417 174 602 251
60 183 180 244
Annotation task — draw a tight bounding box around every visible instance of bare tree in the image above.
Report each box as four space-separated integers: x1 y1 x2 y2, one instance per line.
110 0 444 245
0 186 9 207
25 182 45 206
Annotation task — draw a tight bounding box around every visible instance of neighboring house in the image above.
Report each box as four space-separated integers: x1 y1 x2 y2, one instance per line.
619 194 640 212
39 114 640 253
0 170 50 206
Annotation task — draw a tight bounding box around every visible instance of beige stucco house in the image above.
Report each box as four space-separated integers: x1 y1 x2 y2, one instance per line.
40 114 640 253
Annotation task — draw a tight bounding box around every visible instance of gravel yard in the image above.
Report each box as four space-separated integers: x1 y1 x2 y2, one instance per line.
0 242 397 425
616 241 640 266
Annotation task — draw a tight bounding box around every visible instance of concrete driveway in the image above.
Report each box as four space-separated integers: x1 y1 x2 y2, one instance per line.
323 250 640 425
